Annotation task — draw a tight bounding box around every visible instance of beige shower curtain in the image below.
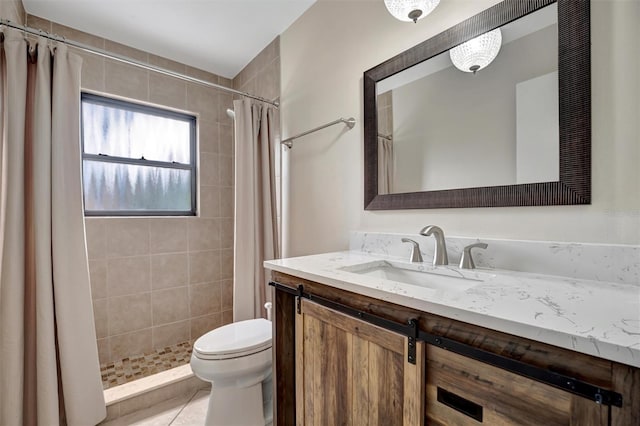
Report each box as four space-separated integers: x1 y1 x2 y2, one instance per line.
378 136 394 194
0 29 106 425
233 98 280 321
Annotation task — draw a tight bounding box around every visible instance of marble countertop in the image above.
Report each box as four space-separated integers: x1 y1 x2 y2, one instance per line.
265 251 640 368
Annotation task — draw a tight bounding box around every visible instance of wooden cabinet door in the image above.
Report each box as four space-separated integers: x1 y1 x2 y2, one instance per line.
295 299 425 426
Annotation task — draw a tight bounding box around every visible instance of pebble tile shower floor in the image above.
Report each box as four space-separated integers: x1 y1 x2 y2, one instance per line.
100 341 192 389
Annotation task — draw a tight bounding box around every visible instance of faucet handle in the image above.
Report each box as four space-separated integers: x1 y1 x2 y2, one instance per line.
459 242 488 269
401 238 423 263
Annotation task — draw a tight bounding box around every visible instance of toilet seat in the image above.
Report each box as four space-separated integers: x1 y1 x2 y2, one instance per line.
193 318 272 361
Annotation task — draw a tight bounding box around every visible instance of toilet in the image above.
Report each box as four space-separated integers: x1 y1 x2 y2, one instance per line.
190 318 273 426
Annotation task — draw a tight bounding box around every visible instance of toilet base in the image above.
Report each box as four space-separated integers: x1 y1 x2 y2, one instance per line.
205 382 265 426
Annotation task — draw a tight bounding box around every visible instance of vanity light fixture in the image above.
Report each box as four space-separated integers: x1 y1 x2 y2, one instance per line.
450 28 502 73
383 0 440 23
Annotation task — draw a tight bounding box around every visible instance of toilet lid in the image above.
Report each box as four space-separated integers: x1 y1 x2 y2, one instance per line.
193 318 272 359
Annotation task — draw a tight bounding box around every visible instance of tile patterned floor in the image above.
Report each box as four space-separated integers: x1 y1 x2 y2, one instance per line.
102 389 274 426
101 342 192 389
101 389 209 426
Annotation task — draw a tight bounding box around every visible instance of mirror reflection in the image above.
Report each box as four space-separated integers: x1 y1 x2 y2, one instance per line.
377 4 558 194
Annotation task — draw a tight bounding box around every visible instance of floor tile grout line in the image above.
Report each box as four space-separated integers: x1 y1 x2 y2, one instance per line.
168 388 202 425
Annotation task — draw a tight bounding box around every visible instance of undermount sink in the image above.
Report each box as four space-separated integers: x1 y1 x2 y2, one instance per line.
340 260 494 292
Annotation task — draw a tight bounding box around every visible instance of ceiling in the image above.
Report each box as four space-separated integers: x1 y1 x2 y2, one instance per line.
22 0 316 79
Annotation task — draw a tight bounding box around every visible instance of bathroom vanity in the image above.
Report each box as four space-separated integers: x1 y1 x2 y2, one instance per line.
265 251 639 425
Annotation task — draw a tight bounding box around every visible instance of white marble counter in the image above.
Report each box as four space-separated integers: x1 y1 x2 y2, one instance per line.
265 251 640 368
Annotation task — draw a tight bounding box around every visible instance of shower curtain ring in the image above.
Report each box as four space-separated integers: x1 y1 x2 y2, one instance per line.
28 43 37 63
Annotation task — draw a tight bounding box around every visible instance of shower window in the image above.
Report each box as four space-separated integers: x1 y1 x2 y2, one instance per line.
81 93 197 216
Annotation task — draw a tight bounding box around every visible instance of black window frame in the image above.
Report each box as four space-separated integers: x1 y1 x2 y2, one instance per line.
81 92 198 217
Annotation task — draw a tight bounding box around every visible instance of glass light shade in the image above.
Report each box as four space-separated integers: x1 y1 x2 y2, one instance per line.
384 0 440 23
450 28 502 73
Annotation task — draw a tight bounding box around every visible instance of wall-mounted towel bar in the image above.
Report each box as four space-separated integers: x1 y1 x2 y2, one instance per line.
282 117 356 149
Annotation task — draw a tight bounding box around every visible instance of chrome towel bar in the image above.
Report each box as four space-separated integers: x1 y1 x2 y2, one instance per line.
282 117 356 149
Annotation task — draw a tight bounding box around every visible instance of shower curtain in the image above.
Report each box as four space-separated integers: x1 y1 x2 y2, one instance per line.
0 29 106 425
378 136 394 194
233 98 280 321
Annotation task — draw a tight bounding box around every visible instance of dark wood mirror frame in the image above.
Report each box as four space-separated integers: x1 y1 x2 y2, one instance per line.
363 0 590 210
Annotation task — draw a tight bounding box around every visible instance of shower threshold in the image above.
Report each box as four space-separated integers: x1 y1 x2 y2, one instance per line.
101 341 207 422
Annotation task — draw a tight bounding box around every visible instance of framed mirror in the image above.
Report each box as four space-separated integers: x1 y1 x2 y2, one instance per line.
363 0 590 210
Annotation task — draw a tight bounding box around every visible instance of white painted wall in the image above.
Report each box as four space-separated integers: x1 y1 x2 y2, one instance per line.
516 71 559 184
280 0 639 256
391 25 557 192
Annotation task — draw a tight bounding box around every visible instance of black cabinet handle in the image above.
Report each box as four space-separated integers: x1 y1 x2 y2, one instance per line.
437 387 483 422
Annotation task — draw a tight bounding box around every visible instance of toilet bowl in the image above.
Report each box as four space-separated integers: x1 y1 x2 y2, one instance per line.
190 318 273 426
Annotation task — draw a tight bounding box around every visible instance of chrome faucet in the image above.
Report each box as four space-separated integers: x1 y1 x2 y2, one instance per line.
420 225 448 266
401 238 423 263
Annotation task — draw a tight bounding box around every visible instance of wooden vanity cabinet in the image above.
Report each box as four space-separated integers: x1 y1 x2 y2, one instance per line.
271 271 640 426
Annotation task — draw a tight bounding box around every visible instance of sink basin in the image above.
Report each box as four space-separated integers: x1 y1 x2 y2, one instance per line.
340 260 492 292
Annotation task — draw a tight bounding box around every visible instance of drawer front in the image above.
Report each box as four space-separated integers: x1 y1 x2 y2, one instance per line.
426 345 579 425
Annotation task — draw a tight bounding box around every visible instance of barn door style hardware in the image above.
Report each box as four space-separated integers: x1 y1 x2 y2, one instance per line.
269 281 624 407
270 281 420 364
296 284 304 314
407 318 419 364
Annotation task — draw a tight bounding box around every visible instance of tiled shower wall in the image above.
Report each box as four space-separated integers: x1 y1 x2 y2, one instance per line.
233 37 280 103
25 14 239 365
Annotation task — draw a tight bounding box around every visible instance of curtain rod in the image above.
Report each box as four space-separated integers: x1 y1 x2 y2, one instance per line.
282 117 356 149
0 19 279 108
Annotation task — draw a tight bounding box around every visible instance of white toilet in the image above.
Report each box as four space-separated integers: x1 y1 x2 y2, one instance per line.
190 318 273 426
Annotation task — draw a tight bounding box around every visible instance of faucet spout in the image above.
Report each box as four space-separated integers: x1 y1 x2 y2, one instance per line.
420 225 449 266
